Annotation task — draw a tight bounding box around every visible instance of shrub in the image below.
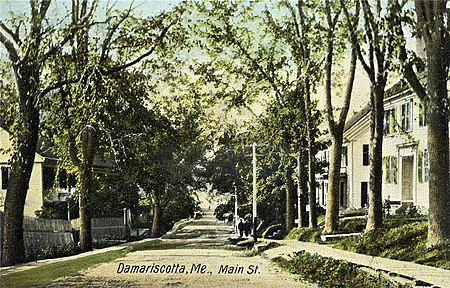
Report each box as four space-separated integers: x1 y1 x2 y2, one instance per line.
285 227 322 243
26 242 81 262
340 208 366 218
416 244 450 269
92 239 123 249
333 221 450 269
338 218 367 233
336 222 428 257
274 250 403 287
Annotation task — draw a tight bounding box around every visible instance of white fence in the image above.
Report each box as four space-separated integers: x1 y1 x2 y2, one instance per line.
0 213 126 264
71 217 125 240
23 217 74 257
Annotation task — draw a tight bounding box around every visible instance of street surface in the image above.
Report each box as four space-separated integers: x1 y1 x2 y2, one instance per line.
45 210 311 287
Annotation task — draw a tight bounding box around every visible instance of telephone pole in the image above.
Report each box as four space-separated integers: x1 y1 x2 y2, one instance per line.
243 142 265 242
252 143 257 242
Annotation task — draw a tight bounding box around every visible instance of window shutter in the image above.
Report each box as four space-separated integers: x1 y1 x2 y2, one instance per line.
419 105 424 127
418 151 423 183
390 109 396 132
384 156 390 183
393 157 398 184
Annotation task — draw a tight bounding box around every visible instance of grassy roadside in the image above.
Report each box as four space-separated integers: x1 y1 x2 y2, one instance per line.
273 251 410 288
0 249 127 288
0 239 185 288
285 216 450 270
1 233 242 287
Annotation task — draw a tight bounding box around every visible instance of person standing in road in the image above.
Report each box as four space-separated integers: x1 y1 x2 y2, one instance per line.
238 219 245 237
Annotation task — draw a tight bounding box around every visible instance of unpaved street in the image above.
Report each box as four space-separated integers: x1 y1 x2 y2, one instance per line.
46 211 311 287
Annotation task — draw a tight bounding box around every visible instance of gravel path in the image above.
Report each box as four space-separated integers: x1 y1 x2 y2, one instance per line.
46 211 312 288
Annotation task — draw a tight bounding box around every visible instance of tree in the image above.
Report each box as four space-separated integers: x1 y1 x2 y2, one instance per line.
323 0 358 234
120 108 205 237
0 0 97 266
42 1 185 251
190 0 327 228
257 90 322 231
342 0 399 231
395 0 450 246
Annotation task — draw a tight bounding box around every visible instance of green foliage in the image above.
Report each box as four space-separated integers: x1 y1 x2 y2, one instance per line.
160 191 197 233
26 242 81 262
416 245 450 270
214 202 234 221
274 251 400 288
285 227 322 243
92 239 123 250
91 175 140 218
198 137 250 199
340 208 367 218
333 220 450 269
338 218 367 233
3 249 127 288
35 201 72 220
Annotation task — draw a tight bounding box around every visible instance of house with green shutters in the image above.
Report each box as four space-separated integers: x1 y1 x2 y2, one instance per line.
317 81 435 214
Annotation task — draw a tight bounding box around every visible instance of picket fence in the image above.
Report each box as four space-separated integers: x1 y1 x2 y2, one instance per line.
0 213 125 264
71 217 125 240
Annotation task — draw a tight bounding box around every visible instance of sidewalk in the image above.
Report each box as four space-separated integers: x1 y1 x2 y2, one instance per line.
262 239 450 288
0 218 195 277
0 238 145 276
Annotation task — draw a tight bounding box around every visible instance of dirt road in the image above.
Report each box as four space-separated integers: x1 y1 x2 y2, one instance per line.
46 211 311 287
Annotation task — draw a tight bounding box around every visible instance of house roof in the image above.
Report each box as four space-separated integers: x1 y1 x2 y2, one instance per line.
344 78 415 133
344 103 371 132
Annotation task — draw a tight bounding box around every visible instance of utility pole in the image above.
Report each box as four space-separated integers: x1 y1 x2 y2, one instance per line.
234 183 238 234
243 143 265 242
252 143 258 242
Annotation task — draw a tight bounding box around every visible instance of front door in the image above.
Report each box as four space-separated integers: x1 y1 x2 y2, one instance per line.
402 156 413 201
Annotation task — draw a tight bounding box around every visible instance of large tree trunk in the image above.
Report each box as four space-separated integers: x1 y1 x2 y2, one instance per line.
78 126 96 252
425 32 450 247
285 167 295 232
427 99 450 246
2 66 40 266
0 0 48 266
297 151 308 227
305 86 317 228
151 200 162 238
324 131 344 233
366 85 385 231
72 0 96 252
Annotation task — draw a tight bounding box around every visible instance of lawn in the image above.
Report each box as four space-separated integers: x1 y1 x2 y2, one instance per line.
286 215 450 270
0 249 127 288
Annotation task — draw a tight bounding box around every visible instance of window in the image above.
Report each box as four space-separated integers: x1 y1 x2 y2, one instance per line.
383 109 396 136
419 103 427 127
342 146 348 167
384 156 398 184
361 182 368 207
401 101 412 131
42 167 56 192
1 167 11 190
418 150 429 183
363 144 369 166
